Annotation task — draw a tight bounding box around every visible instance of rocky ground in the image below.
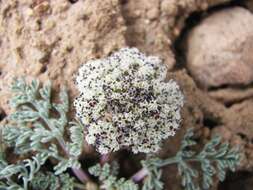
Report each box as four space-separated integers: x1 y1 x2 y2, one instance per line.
1 0 253 189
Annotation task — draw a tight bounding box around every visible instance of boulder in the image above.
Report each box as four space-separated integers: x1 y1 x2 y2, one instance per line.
186 7 253 88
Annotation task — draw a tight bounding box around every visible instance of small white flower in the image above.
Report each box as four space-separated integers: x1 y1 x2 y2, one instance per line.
74 47 184 154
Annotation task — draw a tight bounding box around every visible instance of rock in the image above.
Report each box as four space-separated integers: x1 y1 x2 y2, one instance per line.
209 88 253 105
224 99 253 140
186 7 253 88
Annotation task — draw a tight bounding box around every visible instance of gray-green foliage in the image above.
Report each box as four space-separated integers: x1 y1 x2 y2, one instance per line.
0 78 84 190
141 158 163 190
140 128 241 190
0 153 48 190
176 128 241 190
89 163 138 190
67 121 84 157
31 172 75 190
0 78 241 190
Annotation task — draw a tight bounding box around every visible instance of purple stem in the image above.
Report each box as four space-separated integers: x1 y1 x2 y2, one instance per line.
59 138 90 182
37 107 91 182
72 167 90 183
100 154 110 165
131 168 149 182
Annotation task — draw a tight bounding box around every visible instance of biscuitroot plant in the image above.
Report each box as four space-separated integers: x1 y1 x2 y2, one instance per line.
0 48 240 190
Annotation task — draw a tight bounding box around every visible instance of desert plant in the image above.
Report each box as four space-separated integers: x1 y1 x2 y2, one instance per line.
0 48 240 190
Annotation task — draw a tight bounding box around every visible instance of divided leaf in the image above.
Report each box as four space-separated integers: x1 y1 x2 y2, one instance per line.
177 128 241 190
89 163 138 190
0 78 84 189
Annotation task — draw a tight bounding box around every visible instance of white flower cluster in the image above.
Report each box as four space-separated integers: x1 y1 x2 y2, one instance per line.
74 48 184 154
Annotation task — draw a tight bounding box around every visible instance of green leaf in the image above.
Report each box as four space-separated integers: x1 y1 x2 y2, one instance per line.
31 172 75 190
54 158 80 175
141 159 164 190
0 78 82 189
59 87 69 113
177 128 241 190
89 163 138 190
39 82 51 101
9 108 39 122
67 121 84 157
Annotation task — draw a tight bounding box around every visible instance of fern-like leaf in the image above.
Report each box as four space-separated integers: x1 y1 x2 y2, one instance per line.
31 172 75 190
89 163 139 190
141 158 163 190
0 78 85 188
171 128 240 190
67 121 84 157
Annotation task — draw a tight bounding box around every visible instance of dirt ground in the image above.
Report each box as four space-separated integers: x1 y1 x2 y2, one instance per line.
1 0 253 189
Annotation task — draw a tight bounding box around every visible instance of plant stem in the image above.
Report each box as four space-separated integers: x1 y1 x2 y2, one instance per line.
55 136 90 182
45 117 90 182
72 167 90 183
33 102 91 182
131 156 179 182
156 156 179 167
132 168 149 182
100 154 110 165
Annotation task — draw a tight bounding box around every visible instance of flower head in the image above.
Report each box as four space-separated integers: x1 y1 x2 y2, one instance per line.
74 48 184 154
